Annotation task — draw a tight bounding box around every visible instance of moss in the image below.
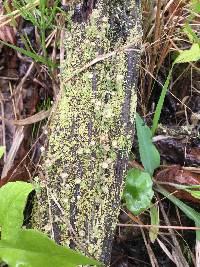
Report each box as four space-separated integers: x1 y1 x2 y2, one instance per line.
32 0 141 265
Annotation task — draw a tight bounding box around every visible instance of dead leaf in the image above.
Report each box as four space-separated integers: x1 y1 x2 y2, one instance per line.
155 165 200 203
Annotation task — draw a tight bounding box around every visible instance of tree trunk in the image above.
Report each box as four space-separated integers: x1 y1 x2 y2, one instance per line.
32 0 142 265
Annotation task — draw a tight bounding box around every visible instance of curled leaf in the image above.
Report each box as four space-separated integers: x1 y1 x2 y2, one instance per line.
124 168 154 215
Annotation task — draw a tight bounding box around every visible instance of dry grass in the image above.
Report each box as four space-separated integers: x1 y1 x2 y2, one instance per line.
138 1 200 265
140 0 195 113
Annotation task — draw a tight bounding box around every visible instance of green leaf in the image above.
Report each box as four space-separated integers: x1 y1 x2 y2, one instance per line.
174 43 200 64
185 189 200 200
183 23 200 44
124 168 154 215
190 0 200 13
0 146 5 159
163 183 200 190
0 182 101 267
0 40 56 68
136 113 160 175
152 43 200 135
149 204 159 243
0 229 101 267
151 67 173 135
0 182 34 239
156 186 200 240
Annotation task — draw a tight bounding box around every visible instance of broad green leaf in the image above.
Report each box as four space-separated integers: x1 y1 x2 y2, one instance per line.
136 113 160 175
0 182 34 239
0 229 101 267
174 43 200 64
0 146 5 159
124 168 154 215
156 186 200 240
149 204 159 243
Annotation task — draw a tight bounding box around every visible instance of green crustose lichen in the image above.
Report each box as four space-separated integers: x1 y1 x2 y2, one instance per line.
32 0 141 264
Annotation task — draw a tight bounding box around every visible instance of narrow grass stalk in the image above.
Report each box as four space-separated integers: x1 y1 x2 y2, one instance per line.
0 40 55 68
151 66 174 135
156 186 200 226
39 0 47 58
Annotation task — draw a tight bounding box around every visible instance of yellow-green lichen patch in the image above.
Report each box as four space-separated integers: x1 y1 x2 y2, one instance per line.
33 0 141 264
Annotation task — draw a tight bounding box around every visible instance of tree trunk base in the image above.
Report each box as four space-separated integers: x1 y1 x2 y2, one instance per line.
32 1 142 265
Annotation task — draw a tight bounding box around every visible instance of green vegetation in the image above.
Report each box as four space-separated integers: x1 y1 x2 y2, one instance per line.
0 182 101 267
2 0 62 68
151 0 200 135
123 113 159 215
156 186 200 240
151 43 200 135
136 113 160 175
124 1 200 220
0 147 5 159
123 168 153 215
125 1 200 229
125 27 200 249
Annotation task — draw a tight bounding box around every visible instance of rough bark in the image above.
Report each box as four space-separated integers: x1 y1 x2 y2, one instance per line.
32 0 142 265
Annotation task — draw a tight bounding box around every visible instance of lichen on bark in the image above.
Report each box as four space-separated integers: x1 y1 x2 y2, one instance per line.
32 0 142 265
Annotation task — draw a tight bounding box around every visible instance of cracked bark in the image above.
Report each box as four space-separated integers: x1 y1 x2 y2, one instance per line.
32 0 142 265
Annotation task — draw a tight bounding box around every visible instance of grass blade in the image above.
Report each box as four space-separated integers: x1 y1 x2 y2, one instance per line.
156 185 200 240
151 67 173 135
0 40 56 68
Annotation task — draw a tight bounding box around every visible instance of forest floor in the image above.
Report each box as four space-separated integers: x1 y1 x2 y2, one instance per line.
0 1 199 267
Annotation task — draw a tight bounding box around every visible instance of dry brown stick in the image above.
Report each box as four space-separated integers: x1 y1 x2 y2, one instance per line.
62 42 140 84
157 193 190 267
0 109 50 126
118 224 200 231
141 227 159 267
